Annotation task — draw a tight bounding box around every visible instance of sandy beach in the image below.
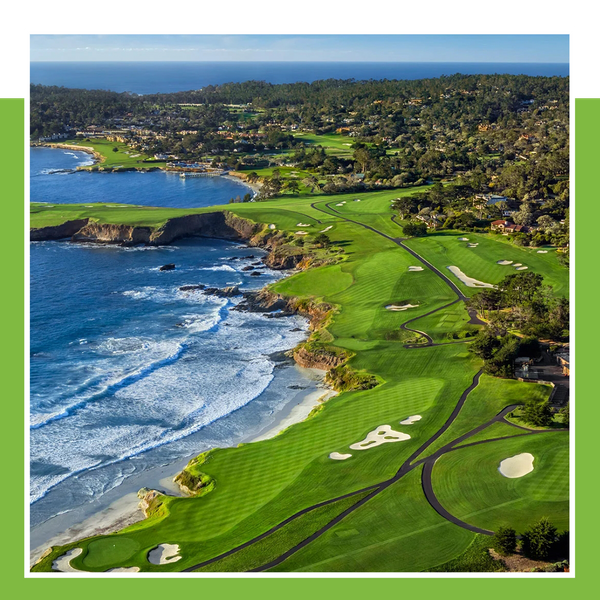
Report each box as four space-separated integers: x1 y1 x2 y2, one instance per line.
30 364 334 567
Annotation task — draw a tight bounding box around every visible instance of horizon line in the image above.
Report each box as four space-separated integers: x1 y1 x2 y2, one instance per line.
30 59 570 65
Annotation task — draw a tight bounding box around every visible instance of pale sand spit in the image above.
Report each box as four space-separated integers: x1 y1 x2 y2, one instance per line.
498 453 535 478
329 452 352 460
148 544 181 565
408 266 424 272
400 415 422 425
385 303 419 312
53 548 84 572
497 260 513 265
350 425 410 450
447 266 495 288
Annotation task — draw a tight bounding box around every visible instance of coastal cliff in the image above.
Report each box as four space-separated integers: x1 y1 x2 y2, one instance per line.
31 211 262 246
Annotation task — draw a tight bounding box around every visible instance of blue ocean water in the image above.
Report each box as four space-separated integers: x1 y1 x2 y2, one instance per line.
30 149 313 531
31 147 252 208
30 61 569 94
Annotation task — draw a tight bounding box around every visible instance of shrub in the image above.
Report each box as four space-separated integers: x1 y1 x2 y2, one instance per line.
492 526 517 556
521 518 558 560
523 400 553 427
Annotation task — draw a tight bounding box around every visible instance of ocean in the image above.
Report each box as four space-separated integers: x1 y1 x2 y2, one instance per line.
29 148 319 546
30 61 569 94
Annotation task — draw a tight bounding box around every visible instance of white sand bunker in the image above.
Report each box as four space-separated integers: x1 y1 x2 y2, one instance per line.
447 266 495 288
148 544 182 565
516 266 528 270
467 243 479 248
53 548 84 572
268 224 276 229
408 266 424 272
297 222 311 227
497 260 513 265
350 425 410 450
513 263 522 267
498 453 535 478
537 250 548 253
336 203 344 206
400 415 422 425
295 231 308 235
354 198 361 202
320 225 333 232
457 237 469 241
385 303 419 311
107 567 141 572
329 452 352 460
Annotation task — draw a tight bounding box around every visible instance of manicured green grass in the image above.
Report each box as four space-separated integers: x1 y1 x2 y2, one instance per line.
268 467 475 572
426 534 505 572
63 139 166 170
419 375 552 459
293 133 357 156
404 232 569 298
432 433 569 533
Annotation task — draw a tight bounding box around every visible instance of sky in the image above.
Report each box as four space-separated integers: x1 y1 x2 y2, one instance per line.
30 34 569 63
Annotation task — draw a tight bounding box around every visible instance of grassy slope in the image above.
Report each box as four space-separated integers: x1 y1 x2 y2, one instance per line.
31 185 569 573
432 433 569 533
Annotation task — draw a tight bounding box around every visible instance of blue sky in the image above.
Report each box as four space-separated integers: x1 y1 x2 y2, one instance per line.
30 35 569 63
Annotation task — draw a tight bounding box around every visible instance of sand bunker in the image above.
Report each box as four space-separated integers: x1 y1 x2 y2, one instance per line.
497 260 513 265
513 263 522 267
297 223 311 227
107 567 141 572
516 266 529 270
457 237 469 241
467 243 479 248
350 425 410 450
408 266 424 272
385 303 419 311
400 415 422 425
447 266 495 288
53 548 83 572
498 453 535 478
148 544 181 565
354 199 361 202
268 224 276 229
329 452 352 460
336 203 344 206
537 250 548 253
295 231 308 235
320 226 333 232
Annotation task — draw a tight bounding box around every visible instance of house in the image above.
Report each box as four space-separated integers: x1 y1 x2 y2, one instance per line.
491 220 529 234
556 353 570 376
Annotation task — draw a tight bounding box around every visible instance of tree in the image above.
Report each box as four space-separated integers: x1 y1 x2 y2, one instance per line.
402 221 428 237
523 400 553 427
559 402 569 428
314 233 331 248
492 526 517 556
285 180 300 194
537 214 557 232
112 147 119 153
521 518 558 560
391 196 418 219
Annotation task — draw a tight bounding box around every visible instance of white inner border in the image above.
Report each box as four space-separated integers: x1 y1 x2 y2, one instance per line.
23 26 578 579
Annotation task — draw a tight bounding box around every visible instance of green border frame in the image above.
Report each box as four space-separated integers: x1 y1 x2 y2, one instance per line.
0 97 592 596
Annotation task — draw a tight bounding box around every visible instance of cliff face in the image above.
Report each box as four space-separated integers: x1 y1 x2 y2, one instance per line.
293 347 347 370
30 211 261 246
30 218 90 241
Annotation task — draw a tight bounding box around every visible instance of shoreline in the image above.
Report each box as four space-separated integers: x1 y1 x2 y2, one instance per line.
30 364 336 566
31 144 261 199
